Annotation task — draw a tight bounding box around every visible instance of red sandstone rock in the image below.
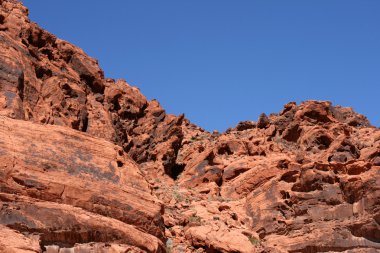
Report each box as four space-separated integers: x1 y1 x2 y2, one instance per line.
0 0 379 252
0 117 164 252
169 101 379 252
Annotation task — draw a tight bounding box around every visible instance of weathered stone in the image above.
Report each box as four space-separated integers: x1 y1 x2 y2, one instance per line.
0 1 379 252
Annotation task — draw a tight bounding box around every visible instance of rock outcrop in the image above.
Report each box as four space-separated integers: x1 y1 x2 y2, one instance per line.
0 116 165 252
159 101 379 253
0 0 379 252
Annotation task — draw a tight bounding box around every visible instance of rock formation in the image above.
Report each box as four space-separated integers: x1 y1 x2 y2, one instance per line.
0 0 379 252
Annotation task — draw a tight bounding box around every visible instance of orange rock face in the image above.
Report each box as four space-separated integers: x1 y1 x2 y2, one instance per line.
0 0 379 252
0 117 165 252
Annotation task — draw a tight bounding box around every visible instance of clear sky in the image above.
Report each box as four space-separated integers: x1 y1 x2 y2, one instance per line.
23 1 380 131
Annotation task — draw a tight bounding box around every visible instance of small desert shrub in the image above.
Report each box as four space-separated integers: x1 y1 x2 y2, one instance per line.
173 191 184 202
188 214 202 224
248 236 260 245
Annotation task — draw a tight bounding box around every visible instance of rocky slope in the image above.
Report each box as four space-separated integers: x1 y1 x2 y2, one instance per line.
0 0 379 252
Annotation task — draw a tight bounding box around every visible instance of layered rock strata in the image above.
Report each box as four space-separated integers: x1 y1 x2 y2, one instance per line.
0 1 379 252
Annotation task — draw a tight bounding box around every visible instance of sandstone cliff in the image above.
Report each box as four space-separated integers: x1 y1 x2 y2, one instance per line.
0 1 379 252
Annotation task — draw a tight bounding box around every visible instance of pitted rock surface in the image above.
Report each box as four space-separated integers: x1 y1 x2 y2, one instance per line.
0 1 379 252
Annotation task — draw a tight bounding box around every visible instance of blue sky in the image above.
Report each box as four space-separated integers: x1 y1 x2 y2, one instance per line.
23 1 380 131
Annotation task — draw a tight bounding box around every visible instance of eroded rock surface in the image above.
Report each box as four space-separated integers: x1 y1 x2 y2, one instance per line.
0 0 379 252
0 117 164 252
157 101 379 253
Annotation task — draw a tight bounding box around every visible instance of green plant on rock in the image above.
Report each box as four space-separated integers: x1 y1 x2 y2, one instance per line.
248 236 260 245
188 214 202 224
216 196 231 202
173 190 184 202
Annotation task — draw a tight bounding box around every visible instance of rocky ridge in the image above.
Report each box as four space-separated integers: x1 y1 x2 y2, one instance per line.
0 0 379 252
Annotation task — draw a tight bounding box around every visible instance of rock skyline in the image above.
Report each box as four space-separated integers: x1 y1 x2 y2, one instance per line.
0 1 379 252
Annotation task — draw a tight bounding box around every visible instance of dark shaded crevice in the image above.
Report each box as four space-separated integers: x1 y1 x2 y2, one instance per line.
79 93 89 133
110 102 149 151
163 149 182 179
277 159 289 169
17 71 24 101
0 14 6 31
71 110 88 132
303 110 331 123
235 121 256 131
196 166 223 187
339 141 360 157
0 14 5 24
61 83 79 98
80 74 104 94
119 110 143 120
5 224 114 251
215 173 223 187
315 135 332 150
109 94 121 111
113 119 129 151
39 229 126 250
81 111 89 132
27 30 47 49
119 102 149 120
194 246 222 253
206 152 216 166
40 48 54 60
27 34 42 48
217 145 233 155
348 120 361 127
62 54 73 64
34 65 52 80
280 171 299 183
160 120 185 179
27 47 40 59
283 124 301 142
168 163 185 180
